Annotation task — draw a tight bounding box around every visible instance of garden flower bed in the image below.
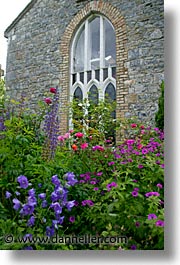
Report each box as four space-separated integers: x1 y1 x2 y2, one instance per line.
0 87 164 250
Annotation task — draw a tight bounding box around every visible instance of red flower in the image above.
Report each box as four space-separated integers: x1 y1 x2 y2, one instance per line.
131 123 137 128
72 144 78 151
140 125 145 129
75 132 84 138
137 144 143 150
50 87 56 94
44 97 52 105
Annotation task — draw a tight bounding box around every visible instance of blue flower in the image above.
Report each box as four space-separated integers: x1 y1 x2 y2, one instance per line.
50 191 60 202
58 216 64 225
27 216 35 227
52 220 59 229
17 175 29 189
51 175 60 186
41 200 48 208
28 188 36 197
66 200 75 211
46 226 55 237
50 202 62 214
65 172 78 186
38 193 46 200
13 198 21 210
27 196 37 206
5 191 12 199
20 204 34 216
23 234 33 240
24 246 33 250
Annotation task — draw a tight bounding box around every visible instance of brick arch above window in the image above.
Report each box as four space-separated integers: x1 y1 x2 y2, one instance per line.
59 0 129 135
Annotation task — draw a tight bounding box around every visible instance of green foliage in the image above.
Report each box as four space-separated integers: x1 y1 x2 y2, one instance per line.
155 81 164 130
0 78 6 109
0 87 164 250
70 98 117 144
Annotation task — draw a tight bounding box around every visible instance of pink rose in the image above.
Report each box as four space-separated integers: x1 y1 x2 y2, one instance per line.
75 132 84 138
64 133 70 139
57 135 64 142
131 123 137 128
81 143 88 149
44 98 52 105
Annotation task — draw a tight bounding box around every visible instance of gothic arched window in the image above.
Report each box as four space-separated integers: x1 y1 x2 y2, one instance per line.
70 14 116 128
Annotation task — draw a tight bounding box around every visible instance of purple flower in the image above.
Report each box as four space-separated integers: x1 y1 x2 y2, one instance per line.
52 220 59 229
15 191 20 196
79 180 85 184
50 191 59 202
66 200 75 211
126 139 135 145
50 202 62 214
13 198 21 210
65 172 78 186
69 216 75 223
74 201 79 206
138 164 143 169
131 244 137 250
51 175 60 186
156 160 161 165
24 246 33 250
132 179 138 183
156 183 163 189
38 193 46 200
155 220 164 227
57 216 64 225
46 226 55 237
90 181 96 185
82 200 94 207
152 192 160 196
133 187 139 191
17 175 29 189
108 161 115 166
131 191 138 197
159 200 164 205
96 172 103 176
27 196 37 206
20 204 34 216
41 200 48 208
23 234 33 240
160 164 164 168
5 191 12 199
27 216 35 227
145 191 160 197
148 213 157 220
28 188 36 197
135 222 140 227
106 182 117 191
93 187 99 191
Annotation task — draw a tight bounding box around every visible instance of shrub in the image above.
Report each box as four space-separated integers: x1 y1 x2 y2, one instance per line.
155 81 164 130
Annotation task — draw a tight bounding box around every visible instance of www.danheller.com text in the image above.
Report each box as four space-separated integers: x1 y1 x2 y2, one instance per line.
4 234 128 245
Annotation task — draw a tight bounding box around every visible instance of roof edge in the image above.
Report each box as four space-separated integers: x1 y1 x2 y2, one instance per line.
4 0 38 38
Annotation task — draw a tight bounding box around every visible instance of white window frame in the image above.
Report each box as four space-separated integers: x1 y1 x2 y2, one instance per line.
69 14 116 129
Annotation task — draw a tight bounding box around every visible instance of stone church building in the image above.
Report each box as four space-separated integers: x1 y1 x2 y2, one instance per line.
4 0 164 134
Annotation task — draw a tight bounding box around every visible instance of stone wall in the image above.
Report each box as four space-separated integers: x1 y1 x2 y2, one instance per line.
5 0 164 133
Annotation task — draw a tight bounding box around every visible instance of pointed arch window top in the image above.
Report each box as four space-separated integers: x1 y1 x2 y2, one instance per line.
74 86 83 101
72 15 116 73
